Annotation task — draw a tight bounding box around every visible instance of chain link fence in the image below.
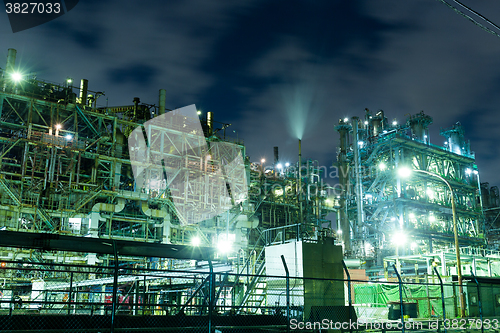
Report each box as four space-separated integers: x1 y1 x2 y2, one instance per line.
0 259 498 332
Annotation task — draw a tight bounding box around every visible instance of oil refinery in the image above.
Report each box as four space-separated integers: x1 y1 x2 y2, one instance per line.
1 48 500 331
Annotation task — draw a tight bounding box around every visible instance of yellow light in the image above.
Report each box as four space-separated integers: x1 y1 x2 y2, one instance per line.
55 124 62 129
261 158 265 164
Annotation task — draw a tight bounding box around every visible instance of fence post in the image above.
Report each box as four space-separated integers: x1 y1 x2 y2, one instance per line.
392 264 405 333
67 271 73 315
111 240 119 333
208 260 213 333
341 260 352 333
470 268 484 333
281 255 290 333
433 266 446 333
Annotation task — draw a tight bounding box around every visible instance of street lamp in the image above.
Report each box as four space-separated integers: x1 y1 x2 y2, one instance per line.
398 166 466 317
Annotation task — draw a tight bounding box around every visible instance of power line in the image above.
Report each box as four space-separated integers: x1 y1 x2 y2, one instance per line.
436 0 500 39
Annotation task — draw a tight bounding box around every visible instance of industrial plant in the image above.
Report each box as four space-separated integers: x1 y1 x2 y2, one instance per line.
1 48 500 332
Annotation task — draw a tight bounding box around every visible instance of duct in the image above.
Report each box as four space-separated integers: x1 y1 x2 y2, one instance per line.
158 89 166 115
78 79 88 105
344 258 363 268
92 198 126 213
141 201 172 244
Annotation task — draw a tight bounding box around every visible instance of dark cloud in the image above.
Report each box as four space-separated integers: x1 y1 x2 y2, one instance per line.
108 64 158 85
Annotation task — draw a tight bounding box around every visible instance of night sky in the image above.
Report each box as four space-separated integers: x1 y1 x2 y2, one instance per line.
2 0 500 188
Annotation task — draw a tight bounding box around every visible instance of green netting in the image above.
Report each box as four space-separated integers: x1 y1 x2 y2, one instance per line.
355 283 446 318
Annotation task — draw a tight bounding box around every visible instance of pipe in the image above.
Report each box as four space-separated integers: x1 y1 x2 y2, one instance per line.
158 89 166 115
92 198 126 213
274 146 279 165
78 79 88 105
352 117 364 241
141 201 171 243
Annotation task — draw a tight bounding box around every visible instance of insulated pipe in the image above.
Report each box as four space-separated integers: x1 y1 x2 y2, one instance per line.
141 201 171 243
352 117 364 242
78 79 88 105
274 146 279 165
92 198 126 213
158 89 166 115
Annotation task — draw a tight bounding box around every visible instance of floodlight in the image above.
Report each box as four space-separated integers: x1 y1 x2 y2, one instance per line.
277 163 282 169
55 124 62 130
217 239 232 254
191 236 201 247
261 158 265 164
392 120 397 126
285 162 290 167
397 166 412 178
10 72 22 82
344 117 349 123
337 229 342 235
378 162 387 171
197 110 202 115
65 134 73 140
392 232 407 246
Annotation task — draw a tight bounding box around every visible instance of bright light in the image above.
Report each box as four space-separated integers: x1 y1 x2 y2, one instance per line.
191 236 201 247
197 110 202 115
465 168 472 175
358 141 364 148
392 231 407 247
378 162 387 171
382 130 388 134
217 240 232 254
411 242 418 250
337 229 342 235
285 162 290 167
473 170 478 175
426 188 434 199
10 72 22 82
55 124 62 130
365 194 372 199
344 117 349 123
392 120 397 126
397 166 412 178
261 158 265 164
66 78 73 84
65 134 73 140
277 163 282 169
364 121 368 125
429 215 436 222
409 213 415 219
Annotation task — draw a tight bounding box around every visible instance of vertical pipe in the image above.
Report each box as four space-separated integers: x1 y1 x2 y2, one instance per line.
274 146 279 165
281 255 290 333
208 260 214 333
342 260 353 333
111 240 119 333
67 271 73 315
433 266 447 333
158 89 166 115
392 264 405 333
351 117 364 242
78 79 88 106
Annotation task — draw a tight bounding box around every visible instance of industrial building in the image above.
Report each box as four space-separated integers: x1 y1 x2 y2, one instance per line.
1 48 500 331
